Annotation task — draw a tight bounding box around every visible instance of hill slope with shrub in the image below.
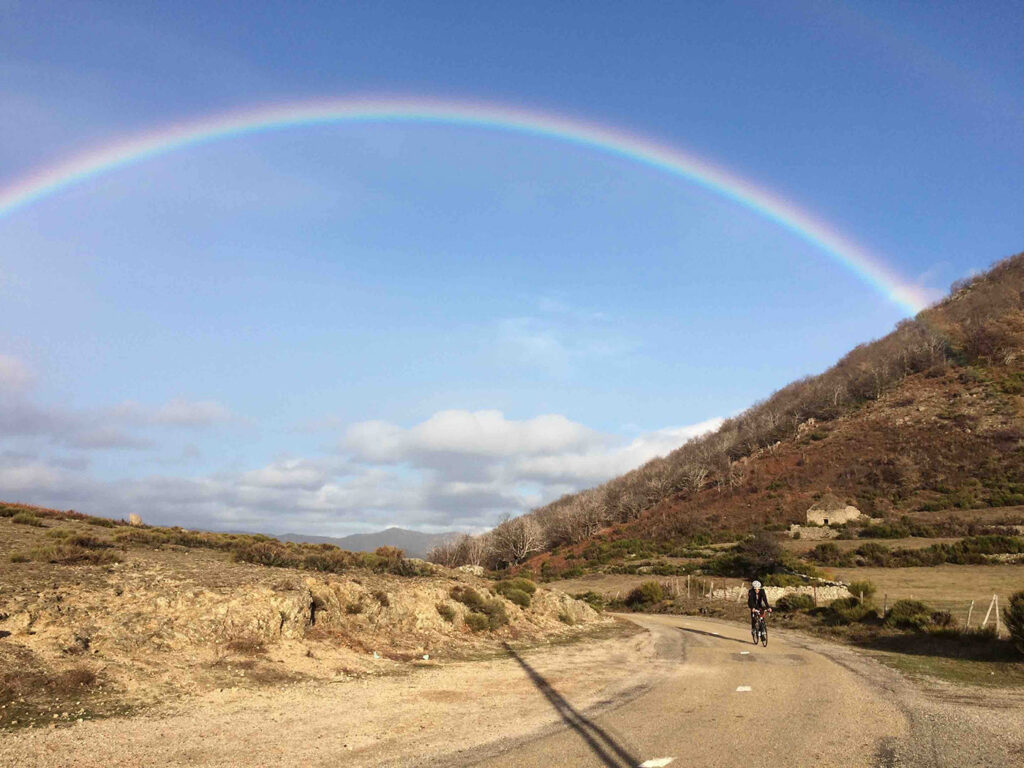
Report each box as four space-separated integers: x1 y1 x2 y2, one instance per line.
431 251 1024 572
0 503 603 730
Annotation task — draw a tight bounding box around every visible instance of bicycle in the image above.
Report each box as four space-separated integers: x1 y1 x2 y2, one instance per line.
751 609 770 646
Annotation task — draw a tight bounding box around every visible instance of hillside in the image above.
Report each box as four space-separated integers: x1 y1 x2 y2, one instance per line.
430 251 1024 573
0 503 603 730
280 527 456 558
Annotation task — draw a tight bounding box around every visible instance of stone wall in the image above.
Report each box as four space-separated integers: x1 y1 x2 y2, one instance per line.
806 505 862 526
709 584 851 604
788 524 839 540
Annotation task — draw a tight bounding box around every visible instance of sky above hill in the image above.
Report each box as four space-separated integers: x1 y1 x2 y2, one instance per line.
1 1 1022 535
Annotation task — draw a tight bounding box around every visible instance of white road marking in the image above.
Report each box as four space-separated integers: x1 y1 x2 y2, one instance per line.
711 632 719 635
638 759 675 767
736 686 752 692
740 651 750 655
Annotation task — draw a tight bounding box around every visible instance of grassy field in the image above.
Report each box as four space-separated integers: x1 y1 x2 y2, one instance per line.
827 563 1024 631
826 564 1024 603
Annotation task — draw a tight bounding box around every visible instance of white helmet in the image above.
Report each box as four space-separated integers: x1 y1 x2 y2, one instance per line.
752 580 762 589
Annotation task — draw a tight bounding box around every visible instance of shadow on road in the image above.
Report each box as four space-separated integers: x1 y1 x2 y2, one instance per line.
676 626 754 647
502 642 639 768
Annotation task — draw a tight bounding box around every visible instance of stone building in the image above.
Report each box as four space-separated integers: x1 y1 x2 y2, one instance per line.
806 493 862 526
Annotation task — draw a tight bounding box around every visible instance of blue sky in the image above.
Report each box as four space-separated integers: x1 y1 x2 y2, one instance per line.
1 1 1021 534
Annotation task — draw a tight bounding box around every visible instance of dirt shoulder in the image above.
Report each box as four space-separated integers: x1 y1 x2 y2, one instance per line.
0 620 651 768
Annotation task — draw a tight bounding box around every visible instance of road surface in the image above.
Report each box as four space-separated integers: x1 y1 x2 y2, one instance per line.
4 614 1022 767
457 614 905 768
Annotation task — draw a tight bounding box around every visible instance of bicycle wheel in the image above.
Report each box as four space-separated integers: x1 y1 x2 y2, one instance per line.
760 622 768 647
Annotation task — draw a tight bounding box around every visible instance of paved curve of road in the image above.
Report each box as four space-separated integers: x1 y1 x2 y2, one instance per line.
459 614 907 768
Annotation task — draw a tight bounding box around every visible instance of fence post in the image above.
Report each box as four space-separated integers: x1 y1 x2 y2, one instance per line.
813 585 817 607
995 595 1001 635
966 600 974 628
981 594 996 628
883 593 887 614
687 574 691 599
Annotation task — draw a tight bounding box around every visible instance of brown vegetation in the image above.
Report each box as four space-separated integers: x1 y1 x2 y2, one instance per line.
428 251 1024 572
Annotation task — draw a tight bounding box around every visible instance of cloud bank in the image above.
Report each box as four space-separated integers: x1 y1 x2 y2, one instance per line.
1 386 721 535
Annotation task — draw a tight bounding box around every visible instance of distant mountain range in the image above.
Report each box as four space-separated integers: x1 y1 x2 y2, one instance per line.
278 527 457 559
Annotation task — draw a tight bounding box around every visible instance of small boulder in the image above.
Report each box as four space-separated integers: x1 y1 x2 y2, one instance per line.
128 514 143 527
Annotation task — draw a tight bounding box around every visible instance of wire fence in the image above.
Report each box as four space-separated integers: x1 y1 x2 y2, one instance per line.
880 594 1011 637
662 577 1014 638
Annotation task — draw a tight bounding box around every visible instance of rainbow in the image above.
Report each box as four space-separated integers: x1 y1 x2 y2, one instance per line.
0 96 928 314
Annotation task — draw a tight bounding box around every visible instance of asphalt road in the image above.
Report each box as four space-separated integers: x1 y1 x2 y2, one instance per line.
463 614 907 768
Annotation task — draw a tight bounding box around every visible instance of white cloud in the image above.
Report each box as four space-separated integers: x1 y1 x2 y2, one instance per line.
0 409 724 536
151 399 233 426
0 354 34 394
512 418 724 482
240 459 330 490
0 391 235 452
110 398 234 427
343 409 601 463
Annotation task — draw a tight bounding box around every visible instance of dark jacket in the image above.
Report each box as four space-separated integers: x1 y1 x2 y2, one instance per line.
747 587 770 611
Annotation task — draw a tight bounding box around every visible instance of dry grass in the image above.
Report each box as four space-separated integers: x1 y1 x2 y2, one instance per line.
224 636 267 655
826 564 1024 604
12 543 123 565
0 666 97 701
11 512 45 527
781 537 961 554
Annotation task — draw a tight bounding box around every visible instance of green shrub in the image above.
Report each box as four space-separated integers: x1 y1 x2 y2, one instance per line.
1004 591 1024 656
9 552 30 563
855 542 892 567
436 603 456 623
23 544 122 565
827 597 876 625
345 602 364 615
884 599 934 631
625 581 664 608
776 593 815 612
450 585 486 610
500 588 531 608
846 580 877 601
494 579 535 606
573 591 606 612
84 516 116 528
762 573 805 587
112 528 167 547
479 599 509 630
372 590 390 607
230 542 301 568
464 613 490 632
557 611 576 625
45 531 112 549
806 542 849 566
498 577 537 595
301 550 351 573
11 512 44 527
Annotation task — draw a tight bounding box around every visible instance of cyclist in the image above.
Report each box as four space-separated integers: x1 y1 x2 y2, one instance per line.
747 580 772 636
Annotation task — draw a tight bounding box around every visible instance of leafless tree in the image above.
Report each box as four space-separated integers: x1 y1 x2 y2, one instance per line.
489 515 544 566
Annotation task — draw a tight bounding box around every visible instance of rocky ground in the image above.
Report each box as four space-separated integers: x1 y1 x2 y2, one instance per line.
0 512 606 731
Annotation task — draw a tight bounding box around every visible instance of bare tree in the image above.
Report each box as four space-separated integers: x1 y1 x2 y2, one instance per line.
489 515 543 566
425 538 461 568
